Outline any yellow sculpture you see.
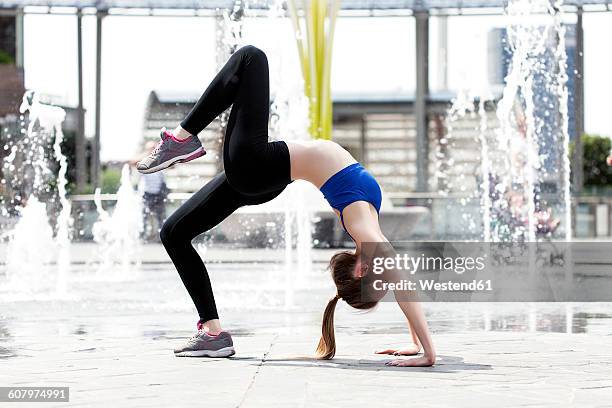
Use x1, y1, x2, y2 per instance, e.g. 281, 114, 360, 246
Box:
288, 0, 341, 140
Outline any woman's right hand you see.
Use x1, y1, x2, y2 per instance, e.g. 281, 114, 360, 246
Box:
375, 343, 420, 356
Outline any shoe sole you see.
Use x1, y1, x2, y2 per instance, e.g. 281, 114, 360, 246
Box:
174, 346, 235, 358
138, 147, 206, 174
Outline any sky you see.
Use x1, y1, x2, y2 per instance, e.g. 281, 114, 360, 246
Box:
22, 11, 612, 161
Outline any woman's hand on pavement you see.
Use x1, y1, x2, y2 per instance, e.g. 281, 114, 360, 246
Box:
375, 343, 421, 356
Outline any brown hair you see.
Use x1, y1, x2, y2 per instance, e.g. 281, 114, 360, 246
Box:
315, 250, 379, 359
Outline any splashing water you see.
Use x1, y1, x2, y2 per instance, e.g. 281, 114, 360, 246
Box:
439, 0, 572, 243
4, 197, 55, 294
435, 89, 483, 238
1, 92, 72, 297
493, 0, 572, 242
91, 164, 142, 278
265, 0, 315, 294
205, 0, 318, 309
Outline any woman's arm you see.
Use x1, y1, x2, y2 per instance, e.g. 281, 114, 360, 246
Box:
387, 295, 436, 366
343, 203, 436, 366
409, 320, 422, 348
383, 252, 436, 366
375, 320, 421, 356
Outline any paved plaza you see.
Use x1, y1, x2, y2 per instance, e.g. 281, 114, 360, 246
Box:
1, 244, 612, 407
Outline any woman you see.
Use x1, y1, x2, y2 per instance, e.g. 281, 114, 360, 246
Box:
138, 45, 436, 367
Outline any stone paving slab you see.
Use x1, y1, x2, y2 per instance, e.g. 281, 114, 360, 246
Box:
3, 326, 612, 408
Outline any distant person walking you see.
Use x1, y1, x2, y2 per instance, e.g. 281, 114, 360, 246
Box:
136, 141, 169, 240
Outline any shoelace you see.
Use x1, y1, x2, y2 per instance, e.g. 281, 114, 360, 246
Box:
190, 329, 217, 341
190, 321, 206, 339
147, 139, 165, 158
189, 330, 204, 340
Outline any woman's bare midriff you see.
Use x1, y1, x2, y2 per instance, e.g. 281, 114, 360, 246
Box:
286, 140, 357, 188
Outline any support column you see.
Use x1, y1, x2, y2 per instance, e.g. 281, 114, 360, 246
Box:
360, 114, 367, 166
572, 6, 585, 193
437, 15, 448, 90
415, 10, 430, 192
91, 9, 106, 188
15, 7, 24, 69
75, 9, 86, 192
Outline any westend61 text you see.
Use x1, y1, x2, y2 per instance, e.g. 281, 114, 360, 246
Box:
373, 279, 493, 292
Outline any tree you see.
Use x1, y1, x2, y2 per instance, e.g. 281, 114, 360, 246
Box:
571, 134, 612, 188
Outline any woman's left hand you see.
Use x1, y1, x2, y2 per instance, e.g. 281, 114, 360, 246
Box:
375, 343, 420, 356
385, 356, 435, 367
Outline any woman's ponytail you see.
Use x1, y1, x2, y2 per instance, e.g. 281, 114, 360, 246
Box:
315, 295, 340, 359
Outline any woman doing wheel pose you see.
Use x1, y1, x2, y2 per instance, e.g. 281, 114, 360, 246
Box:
137, 45, 435, 367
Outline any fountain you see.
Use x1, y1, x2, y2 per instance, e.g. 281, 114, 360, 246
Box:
437, 0, 573, 243
0, 0, 575, 307
91, 164, 142, 279
0, 1, 325, 312
206, 0, 324, 310
1, 92, 71, 297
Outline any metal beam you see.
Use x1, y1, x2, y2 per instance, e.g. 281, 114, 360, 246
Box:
415, 10, 429, 192
75, 8, 86, 192
91, 9, 105, 188
1, 4, 611, 18
573, 6, 585, 193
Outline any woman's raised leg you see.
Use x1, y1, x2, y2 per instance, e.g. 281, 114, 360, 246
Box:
138, 46, 272, 174
179, 45, 270, 139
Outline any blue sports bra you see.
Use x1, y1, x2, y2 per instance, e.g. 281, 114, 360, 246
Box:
319, 162, 382, 238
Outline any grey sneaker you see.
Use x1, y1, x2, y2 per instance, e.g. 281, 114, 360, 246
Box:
137, 128, 205, 174
174, 330, 235, 358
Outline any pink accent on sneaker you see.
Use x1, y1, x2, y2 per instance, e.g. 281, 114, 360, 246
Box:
164, 130, 191, 144
162, 129, 188, 143
173, 135, 190, 143
196, 321, 222, 336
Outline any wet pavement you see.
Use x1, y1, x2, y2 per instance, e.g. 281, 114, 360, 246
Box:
1, 244, 612, 407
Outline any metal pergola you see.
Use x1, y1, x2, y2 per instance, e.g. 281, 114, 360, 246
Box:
1, 0, 610, 12
1, 0, 609, 191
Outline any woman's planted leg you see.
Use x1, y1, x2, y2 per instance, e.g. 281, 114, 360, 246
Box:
160, 172, 245, 325
160, 171, 286, 357
160, 173, 245, 357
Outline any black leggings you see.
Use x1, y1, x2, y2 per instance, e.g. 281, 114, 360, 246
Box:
160, 45, 291, 322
